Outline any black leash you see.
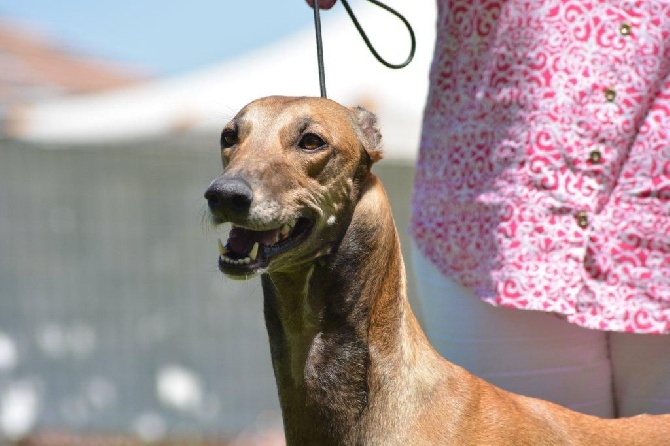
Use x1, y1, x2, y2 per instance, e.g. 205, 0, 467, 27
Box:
312, 0, 416, 99
313, 0, 328, 98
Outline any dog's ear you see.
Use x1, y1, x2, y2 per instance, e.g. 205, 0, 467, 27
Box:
351, 106, 383, 163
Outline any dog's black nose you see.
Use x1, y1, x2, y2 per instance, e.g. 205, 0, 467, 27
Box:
205, 177, 253, 216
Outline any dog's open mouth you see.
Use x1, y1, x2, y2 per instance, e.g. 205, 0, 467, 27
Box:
217, 217, 312, 276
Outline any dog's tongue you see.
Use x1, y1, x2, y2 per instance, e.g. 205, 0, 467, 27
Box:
228, 226, 280, 255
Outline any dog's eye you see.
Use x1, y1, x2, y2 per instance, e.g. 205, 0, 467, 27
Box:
298, 133, 327, 152
221, 129, 238, 148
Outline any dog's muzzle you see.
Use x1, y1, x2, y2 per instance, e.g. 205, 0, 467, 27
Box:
205, 177, 313, 278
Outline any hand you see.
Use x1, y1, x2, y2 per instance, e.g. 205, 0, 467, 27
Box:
305, 0, 337, 9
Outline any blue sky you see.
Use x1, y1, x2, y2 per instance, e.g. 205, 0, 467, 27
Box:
0, 0, 340, 75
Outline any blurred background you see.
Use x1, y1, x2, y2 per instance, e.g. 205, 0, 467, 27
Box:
0, 1, 435, 444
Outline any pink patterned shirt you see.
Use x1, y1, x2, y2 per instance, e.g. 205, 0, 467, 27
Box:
411, 0, 670, 333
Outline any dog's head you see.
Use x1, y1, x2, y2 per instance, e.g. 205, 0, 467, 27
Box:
205, 96, 383, 279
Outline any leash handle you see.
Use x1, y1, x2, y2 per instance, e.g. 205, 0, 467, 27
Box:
312, 0, 416, 98
341, 0, 416, 70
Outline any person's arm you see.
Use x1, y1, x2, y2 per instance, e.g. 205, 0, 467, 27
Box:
305, 0, 337, 9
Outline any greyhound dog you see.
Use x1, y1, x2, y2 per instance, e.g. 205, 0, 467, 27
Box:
204, 96, 670, 445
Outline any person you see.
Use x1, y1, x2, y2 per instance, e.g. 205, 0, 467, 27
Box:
308, 0, 670, 418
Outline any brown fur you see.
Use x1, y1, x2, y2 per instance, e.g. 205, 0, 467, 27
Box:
205, 96, 670, 445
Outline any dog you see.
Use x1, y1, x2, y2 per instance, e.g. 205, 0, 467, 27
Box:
204, 96, 670, 445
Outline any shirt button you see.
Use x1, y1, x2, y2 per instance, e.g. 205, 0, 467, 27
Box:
589, 149, 602, 163
576, 211, 589, 228
619, 23, 632, 36
605, 88, 616, 102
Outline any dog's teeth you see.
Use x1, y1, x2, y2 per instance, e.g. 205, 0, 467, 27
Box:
217, 239, 227, 256
280, 224, 291, 238
249, 242, 259, 261
221, 254, 238, 265
220, 250, 255, 266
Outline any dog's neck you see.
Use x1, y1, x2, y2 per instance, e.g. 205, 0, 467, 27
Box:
261, 174, 437, 444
